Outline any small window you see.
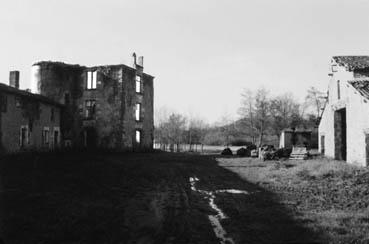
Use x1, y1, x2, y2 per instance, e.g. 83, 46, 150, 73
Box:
64, 93, 70, 105
85, 100, 96, 119
20, 126, 28, 147
135, 75, 141, 93
42, 127, 50, 145
87, 71, 97, 90
135, 130, 141, 144
53, 128, 60, 147
337, 80, 341, 100
51, 108, 55, 122
15, 97, 21, 108
135, 103, 141, 121
0, 94, 7, 112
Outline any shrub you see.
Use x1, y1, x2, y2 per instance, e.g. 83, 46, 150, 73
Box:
236, 147, 250, 157
221, 148, 233, 156
247, 144, 257, 151
275, 148, 292, 158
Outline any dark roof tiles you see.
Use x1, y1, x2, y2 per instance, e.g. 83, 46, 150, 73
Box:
333, 56, 369, 70
348, 80, 369, 100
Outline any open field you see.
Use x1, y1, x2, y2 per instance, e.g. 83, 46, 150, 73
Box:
153, 144, 244, 154
218, 157, 369, 244
0, 152, 326, 244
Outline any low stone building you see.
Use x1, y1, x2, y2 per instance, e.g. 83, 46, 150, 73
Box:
0, 71, 62, 153
30, 53, 154, 150
279, 128, 313, 149
319, 56, 369, 166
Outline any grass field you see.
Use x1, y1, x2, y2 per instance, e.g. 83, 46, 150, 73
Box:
218, 157, 369, 244
0, 151, 328, 244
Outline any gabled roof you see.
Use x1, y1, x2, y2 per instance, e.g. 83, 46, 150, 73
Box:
0, 83, 63, 107
348, 80, 369, 100
333, 56, 369, 71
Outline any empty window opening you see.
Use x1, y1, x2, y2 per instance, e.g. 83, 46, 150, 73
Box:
42, 127, 50, 145
337, 80, 341, 100
51, 108, 55, 122
54, 129, 60, 147
1, 94, 7, 112
135, 130, 141, 144
135, 103, 141, 121
135, 75, 141, 93
15, 97, 21, 108
20, 126, 28, 147
87, 71, 97, 90
64, 93, 70, 105
85, 100, 96, 119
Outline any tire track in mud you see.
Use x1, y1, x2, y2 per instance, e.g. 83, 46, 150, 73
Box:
189, 177, 251, 244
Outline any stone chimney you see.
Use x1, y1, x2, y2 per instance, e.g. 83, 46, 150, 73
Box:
132, 52, 137, 67
137, 56, 144, 67
9, 71, 20, 89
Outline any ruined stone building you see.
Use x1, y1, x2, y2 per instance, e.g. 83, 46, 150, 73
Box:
0, 71, 62, 153
0, 54, 154, 153
319, 56, 369, 166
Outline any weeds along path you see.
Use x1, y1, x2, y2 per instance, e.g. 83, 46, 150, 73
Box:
0, 152, 323, 244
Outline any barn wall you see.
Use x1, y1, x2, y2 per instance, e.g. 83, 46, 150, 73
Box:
319, 60, 369, 166
345, 82, 369, 166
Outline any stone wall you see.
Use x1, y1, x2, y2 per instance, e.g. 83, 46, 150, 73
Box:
0, 92, 61, 153
34, 62, 85, 146
33, 62, 154, 150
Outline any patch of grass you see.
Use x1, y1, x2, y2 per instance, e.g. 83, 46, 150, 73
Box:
302, 209, 369, 242
289, 158, 360, 180
218, 157, 362, 184
218, 156, 369, 243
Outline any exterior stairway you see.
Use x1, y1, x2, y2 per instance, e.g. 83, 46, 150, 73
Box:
289, 146, 309, 160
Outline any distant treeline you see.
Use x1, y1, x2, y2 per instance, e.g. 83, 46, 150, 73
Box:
155, 87, 326, 151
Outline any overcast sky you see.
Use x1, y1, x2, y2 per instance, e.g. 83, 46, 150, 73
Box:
1, 0, 369, 123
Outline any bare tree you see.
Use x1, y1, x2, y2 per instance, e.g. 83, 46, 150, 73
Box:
305, 87, 327, 120
164, 113, 187, 152
239, 89, 257, 144
219, 112, 237, 146
254, 88, 270, 147
186, 117, 207, 151
154, 106, 171, 150
269, 93, 301, 138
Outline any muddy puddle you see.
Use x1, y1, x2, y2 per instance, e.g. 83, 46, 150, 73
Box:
189, 177, 249, 244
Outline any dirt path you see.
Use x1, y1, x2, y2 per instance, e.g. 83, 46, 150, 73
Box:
0, 152, 324, 243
